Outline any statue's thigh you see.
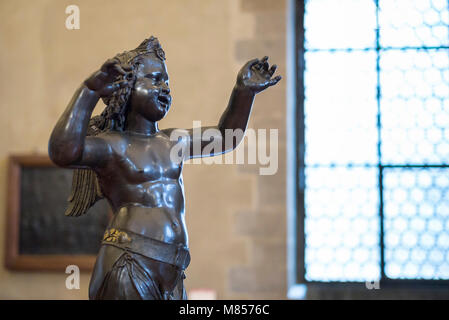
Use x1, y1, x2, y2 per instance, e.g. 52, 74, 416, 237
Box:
88, 245, 124, 299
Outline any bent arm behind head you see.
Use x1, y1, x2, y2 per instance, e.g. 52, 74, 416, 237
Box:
48, 84, 101, 167
49, 58, 130, 168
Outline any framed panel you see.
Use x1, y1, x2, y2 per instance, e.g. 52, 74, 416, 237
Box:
4, 155, 110, 271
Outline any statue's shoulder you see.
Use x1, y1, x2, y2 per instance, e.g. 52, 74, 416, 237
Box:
94, 131, 128, 152
161, 128, 191, 142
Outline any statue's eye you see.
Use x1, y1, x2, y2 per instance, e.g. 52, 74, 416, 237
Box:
145, 73, 161, 82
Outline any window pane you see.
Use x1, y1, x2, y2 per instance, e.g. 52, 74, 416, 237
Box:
305, 51, 378, 166
379, 0, 449, 47
384, 168, 449, 279
305, 0, 376, 50
380, 50, 449, 165
305, 167, 380, 281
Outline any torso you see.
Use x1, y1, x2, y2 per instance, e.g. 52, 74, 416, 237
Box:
94, 130, 187, 246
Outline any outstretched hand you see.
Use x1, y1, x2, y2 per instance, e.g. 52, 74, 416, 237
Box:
236, 56, 282, 94
84, 58, 132, 98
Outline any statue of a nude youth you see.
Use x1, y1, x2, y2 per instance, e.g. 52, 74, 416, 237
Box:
49, 36, 281, 300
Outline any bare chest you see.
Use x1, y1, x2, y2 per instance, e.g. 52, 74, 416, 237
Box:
112, 134, 182, 183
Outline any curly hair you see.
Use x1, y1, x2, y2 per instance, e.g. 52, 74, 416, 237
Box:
92, 35, 166, 132
65, 36, 166, 217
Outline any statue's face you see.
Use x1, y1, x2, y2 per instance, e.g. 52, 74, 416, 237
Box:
129, 53, 171, 122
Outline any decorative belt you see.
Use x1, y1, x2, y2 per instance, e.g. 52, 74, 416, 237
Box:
102, 228, 191, 270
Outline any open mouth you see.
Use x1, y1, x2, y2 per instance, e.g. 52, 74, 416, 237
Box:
158, 94, 171, 108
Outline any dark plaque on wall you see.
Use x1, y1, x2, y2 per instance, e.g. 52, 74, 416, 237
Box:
5, 155, 110, 271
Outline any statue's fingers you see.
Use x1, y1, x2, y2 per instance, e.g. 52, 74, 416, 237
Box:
101, 58, 120, 72
262, 61, 269, 72
257, 56, 269, 74
104, 80, 128, 95
258, 63, 271, 79
101, 84, 114, 96
112, 64, 127, 76
261, 68, 272, 79
244, 58, 260, 70
269, 64, 277, 76
121, 63, 133, 72
267, 75, 282, 86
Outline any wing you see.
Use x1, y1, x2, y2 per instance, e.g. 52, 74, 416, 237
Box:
65, 116, 105, 217
65, 168, 103, 217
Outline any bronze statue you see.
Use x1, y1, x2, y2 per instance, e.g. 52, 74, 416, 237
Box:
49, 36, 281, 300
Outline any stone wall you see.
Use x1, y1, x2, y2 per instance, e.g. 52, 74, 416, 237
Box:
0, 0, 288, 299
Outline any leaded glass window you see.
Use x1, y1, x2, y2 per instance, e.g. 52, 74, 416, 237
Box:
300, 0, 449, 282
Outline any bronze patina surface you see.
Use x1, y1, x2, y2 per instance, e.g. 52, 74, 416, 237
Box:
49, 36, 281, 299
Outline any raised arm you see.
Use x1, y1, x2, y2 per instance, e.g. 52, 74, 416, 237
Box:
184, 56, 281, 159
48, 58, 129, 168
